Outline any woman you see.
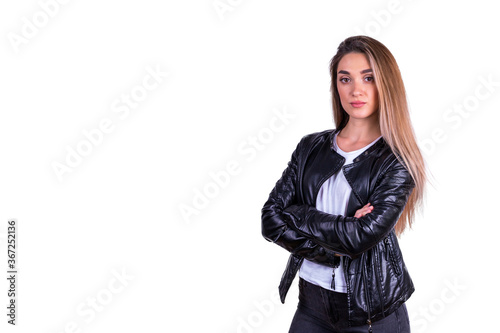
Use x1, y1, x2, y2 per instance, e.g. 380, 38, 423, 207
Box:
261, 35, 426, 332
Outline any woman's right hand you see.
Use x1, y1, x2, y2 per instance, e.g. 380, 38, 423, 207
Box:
354, 203, 374, 218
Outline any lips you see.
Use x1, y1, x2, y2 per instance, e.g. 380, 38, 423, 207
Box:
350, 101, 366, 108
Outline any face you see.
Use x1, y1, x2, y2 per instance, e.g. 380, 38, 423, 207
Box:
336, 52, 379, 121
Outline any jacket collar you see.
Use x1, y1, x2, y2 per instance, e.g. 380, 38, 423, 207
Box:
328, 128, 387, 164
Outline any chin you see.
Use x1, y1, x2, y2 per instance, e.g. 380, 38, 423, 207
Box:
347, 111, 377, 120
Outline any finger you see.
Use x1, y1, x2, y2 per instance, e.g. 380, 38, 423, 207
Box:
355, 209, 368, 218
357, 206, 374, 217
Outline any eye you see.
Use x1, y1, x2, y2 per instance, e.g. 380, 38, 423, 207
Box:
339, 77, 350, 83
364, 76, 374, 82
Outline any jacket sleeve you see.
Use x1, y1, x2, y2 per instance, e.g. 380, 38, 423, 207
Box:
261, 136, 342, 265
282, 158, 415, 259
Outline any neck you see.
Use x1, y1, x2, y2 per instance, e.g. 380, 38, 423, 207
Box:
339, 117, 381, 143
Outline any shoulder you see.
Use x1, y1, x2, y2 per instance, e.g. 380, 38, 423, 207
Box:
297, 129, 336, 148
374, 139, 415, 187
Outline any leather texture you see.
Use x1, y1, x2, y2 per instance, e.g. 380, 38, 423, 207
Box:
261, 129, 416, 327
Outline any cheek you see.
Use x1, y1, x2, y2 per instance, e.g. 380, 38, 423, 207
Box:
370, 87, 379, 104
337, 86, 348, 102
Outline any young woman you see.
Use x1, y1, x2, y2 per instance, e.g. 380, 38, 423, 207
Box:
261, 36, 426, 332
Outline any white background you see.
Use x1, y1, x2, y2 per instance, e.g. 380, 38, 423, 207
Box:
0, 0, 498, 332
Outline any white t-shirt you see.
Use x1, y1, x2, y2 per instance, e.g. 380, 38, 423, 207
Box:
298, 131, 382, 292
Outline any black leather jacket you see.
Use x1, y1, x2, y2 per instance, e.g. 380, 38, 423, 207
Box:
261, 129, 415, 327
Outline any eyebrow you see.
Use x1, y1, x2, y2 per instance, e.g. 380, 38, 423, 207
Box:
338, 69, 373, 74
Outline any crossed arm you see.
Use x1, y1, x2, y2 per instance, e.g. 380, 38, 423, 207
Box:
261, 138, 341, 265
262, 134, 415, 260
280, 159, 415, 259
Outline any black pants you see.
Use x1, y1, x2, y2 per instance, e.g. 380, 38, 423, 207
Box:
289, 278, 410, 333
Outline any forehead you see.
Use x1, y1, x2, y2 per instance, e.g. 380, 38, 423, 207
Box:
337, 52, 371, 72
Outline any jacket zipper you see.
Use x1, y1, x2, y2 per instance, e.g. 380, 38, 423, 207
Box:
331, 271, 336, 290
384, 237, 401, 276
361, 253, 373, 333
375, 250, 386, 324
310, 155, 351, 258
330, 256, 341, 290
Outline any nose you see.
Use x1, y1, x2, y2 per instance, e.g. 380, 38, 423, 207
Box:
351, 79, 364, 97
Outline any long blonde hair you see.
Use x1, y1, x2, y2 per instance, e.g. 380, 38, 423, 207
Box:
329, 35, 426, 235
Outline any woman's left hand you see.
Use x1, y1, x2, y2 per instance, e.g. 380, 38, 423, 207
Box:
354, 203, 374, 218
333, 203, 373, 257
